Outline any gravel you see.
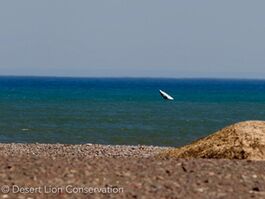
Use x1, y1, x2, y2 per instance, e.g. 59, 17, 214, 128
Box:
0, 143, 264, 199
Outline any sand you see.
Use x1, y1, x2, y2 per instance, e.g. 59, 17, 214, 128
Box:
0, 143, 264, 199
162, 121, 265, 160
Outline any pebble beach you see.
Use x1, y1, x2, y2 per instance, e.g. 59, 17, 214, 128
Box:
0, 143, 265, 199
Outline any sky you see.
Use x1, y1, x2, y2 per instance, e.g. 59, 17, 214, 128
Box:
0, 0, 264, 78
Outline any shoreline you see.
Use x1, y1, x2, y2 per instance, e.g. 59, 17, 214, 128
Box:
0, 143, 264, 198
0, 143, 171, 158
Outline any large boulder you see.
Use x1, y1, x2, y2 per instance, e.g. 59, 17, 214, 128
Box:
162, 121, 265, 160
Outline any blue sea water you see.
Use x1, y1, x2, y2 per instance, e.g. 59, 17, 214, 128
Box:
0, 76, 265, 147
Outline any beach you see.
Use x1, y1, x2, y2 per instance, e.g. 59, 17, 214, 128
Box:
1, 78, 265, 198
1, 0, 265, 197
0, 143, 265, 199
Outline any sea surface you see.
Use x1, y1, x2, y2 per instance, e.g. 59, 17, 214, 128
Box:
0, 76, 265, 147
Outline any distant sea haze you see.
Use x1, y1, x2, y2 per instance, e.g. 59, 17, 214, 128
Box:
0, 76, 265, 147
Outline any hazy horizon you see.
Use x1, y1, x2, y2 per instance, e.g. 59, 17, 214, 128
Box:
0, 1, 264, 78
2, 75, 265, 81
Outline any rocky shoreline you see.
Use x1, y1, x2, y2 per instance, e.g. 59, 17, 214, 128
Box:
1, 121, 265, 198
0, 143, 264, 199
0, 143, 170, 158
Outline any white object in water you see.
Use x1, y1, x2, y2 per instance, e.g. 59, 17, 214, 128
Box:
159, 90, 174, 100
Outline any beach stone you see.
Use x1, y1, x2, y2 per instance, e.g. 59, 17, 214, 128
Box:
162, 121, 265, 160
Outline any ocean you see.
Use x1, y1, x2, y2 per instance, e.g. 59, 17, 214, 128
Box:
0, 76, 265, 147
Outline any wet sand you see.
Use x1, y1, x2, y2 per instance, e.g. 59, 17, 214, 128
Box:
0, 144, 264, 199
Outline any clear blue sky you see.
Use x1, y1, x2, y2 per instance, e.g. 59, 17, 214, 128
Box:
0, 0, 264, 78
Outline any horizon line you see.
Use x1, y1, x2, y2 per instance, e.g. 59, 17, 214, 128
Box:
0, 74, 265, 81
